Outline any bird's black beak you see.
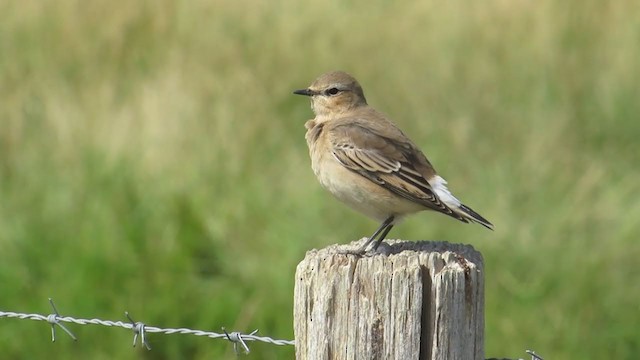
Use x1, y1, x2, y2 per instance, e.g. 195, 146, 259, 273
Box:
293, 88, 317, 96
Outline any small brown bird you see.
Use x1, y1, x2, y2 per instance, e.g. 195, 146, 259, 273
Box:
294, 71, 493, 254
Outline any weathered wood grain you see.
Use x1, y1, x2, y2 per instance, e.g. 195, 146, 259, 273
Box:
294, 239, 484, 360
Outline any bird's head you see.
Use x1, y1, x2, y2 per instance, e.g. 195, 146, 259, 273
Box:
293, 71, 368, 116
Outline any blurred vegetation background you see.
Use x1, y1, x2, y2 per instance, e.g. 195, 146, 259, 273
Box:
1, 0, 639, 358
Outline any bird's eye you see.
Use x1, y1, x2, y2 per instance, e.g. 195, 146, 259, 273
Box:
325, 88, 340, 96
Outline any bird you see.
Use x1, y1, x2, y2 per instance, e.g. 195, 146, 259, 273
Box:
293, 71, 493, 254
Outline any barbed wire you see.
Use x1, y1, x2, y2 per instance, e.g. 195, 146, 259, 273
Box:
487, 349, 544, 360
1, 298, 542, 359
0, 298, 294, 354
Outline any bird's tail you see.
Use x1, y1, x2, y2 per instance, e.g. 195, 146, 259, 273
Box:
454, 204, 494, 230
430, 175, 494, 230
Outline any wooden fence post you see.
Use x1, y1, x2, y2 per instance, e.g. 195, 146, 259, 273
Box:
294, 239, 484, 360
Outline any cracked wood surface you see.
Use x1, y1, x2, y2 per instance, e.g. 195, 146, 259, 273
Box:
294, 239, 484, 360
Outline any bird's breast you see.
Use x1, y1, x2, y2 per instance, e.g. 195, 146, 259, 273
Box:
307, 135, 423, 221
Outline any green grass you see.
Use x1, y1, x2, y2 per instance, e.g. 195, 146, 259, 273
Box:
1, 0, 639, 358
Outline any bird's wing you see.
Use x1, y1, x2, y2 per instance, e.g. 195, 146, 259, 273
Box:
329, 122, 468, 221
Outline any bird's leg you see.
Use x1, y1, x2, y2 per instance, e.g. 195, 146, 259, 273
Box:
369, 222, 394, 252
355, 216, 395, 254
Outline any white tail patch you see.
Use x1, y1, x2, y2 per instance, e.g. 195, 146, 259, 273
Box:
431, 175, 461, 208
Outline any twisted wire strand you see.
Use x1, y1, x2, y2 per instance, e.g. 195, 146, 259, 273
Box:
2, 302, 541, 359
0, 307, 295, 352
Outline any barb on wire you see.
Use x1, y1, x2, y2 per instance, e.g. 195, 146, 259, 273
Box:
485, 349, 544, 360
223, 327, 258, 354
126, 312, 151, 350
0, 298, 295, 354
526, 349, 544, 360
46, 298, 77, 342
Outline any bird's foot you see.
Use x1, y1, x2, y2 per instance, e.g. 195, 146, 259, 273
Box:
337, 248, 366, 256
337, 239, 391, 257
